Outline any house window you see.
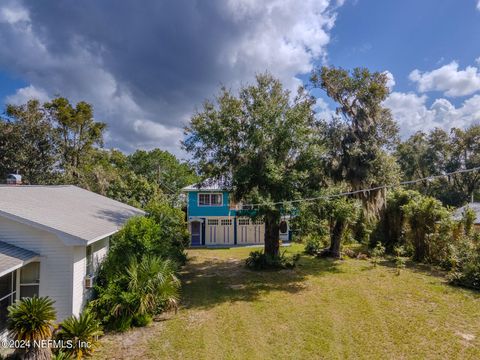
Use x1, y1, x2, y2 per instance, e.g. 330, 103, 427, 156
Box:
0, 271, 16, 330
221, 219, 232, 226
20, 262, 39, 299
253, 219, 264, 225
198, 193, 223, 206
238, 218, 250, 225
207, 219, 219, 226
86, 245, 93, 276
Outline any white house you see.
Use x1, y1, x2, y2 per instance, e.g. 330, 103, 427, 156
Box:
0, 184, 144, 330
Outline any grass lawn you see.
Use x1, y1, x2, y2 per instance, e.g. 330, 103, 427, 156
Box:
94, 244, 480, 359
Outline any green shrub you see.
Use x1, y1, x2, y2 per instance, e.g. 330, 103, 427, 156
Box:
371, 242, 386, 267
90, 256, 180, 331
55, 310, 103, 359
402, 196, 455, 264
447, 238, 480, 290
394, 246, 406, 275
245, 250, 300, 270
303, 235, 325, 255
7, 296, 56, 360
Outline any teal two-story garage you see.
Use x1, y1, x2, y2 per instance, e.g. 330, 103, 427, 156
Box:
182, 181, 291, 247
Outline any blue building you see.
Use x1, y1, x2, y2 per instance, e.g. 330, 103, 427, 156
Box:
182, 181, 291, 246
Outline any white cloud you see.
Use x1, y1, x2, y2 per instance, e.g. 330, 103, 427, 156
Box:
409, 61, 480, 97
477, 0, 480, 11
384, 71, 395, 89
0, 3, 28, 24
384, 91, 480, 137
0, 0, 342, 156
5, 85, 49, 104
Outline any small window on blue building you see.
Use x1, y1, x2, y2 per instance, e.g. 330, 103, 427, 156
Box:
198, 193, 223, 206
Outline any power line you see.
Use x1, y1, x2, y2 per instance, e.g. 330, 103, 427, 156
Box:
241, 166, 480, 208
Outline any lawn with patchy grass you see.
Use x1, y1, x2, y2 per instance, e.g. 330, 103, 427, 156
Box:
94, 244, 480, 359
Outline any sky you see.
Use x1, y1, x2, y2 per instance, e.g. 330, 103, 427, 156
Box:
0, 0, 479, 158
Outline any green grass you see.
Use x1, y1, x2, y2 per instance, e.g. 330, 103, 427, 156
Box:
94, 244, 480, 359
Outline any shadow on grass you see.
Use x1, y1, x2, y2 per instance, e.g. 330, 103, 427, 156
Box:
179, 253, 342, 310
376, 258, 480, 296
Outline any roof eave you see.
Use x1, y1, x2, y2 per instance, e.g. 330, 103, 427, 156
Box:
0, 210, 87, 246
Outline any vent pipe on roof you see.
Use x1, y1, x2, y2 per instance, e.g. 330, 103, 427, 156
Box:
6, 174, 22, 185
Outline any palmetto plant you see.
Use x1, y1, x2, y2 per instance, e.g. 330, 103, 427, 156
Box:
55, 310, 103, 359
7, 296, 56, 360
113, 256, 180, 319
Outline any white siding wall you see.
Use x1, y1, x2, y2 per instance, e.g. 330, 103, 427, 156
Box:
72, 246, 86, 316
92, 237, 109, 268
0, 217, 74, 321
71, 237, 109, 316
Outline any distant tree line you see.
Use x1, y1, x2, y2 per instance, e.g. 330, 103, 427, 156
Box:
0, 98, 198, 208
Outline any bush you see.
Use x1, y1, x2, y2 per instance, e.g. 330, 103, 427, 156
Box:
371, 242, 386, 267
402, 196, 455, 264
90, 256, 180, 331
303, 235, 325, 255
447, 237, 480, 290
7, 296, 56, 360
55, 310, 103, 358
245, 250, 300, 270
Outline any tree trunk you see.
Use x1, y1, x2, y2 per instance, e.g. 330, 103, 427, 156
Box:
328, 220, 344, 258
264, 211, 280, 257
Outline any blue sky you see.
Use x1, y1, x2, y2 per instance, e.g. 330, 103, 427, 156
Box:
0, 0, 479, 155
328, 0, 480, 103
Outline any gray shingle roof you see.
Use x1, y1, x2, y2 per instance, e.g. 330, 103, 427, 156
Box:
0, 185, 145, 245
182, 179, 230, 192
0, 241, 39, 277
452, 202, 480, 223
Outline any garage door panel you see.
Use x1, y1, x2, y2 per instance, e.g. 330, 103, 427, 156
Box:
206, 218, 234, 245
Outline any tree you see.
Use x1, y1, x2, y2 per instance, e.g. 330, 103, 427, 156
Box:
396, 126, 480, 206
44, 97, 106, 179
55, 310, 103, 359
7, 296, 57, 360
311, 67, 400, 219
127, 149, 198, 195
0, 100, 57, 184
184, 73, 320, 257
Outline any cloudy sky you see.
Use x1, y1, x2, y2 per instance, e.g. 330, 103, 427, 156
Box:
0, 0, 479, 157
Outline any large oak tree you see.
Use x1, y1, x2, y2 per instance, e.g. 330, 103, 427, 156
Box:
184, 73, 321, 257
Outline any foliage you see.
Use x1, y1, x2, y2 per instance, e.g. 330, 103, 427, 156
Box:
311, 66, 400, 219
55, 310, 103, 358
7, 296, 56, 342
394, 246, 406, 275
372, 189, 422, 251
396, 126, 480, 206
402, 195, 455, 264
90, 255, 180, 331
447, 237, 480, 290
44, 97, 106, 176
7, 296, 56, 360
127, 149, 198, 197
0, 98, 195, 211
145, 200, 190, 263
371, 242, 386, 267
245, 250, 300, 270
184, 73, 321, 257
293, 189, 361, 258
303, 234, 326, 255
0, 100, 58, 184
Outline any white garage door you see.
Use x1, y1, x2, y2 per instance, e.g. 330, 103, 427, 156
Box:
237, 218, 264, 244
206, 218, 234, 245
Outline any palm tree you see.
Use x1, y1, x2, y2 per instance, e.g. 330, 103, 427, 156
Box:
7, 296, 56, 360
55, 310, 103, 359
112, 256, 180, 321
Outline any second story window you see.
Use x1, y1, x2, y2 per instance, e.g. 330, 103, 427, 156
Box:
198, 193, 223, 206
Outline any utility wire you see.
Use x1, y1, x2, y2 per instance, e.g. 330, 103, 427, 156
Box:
241, 166, 480, 208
